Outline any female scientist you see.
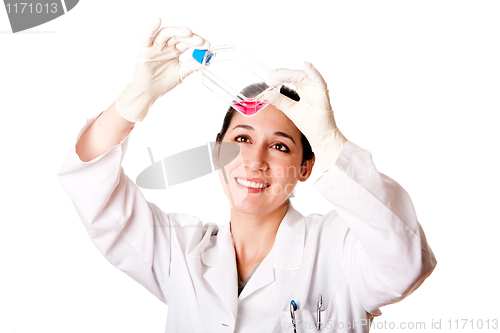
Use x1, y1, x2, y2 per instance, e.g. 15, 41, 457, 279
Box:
58, 18, 437, 333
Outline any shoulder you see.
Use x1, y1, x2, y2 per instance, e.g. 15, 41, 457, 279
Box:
147, 203, 219, 249
146, 202, 204, 229
303, 210, 345, 231
302, 210, 350, 246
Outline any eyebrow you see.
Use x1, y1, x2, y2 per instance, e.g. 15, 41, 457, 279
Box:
231, 124, 296, 145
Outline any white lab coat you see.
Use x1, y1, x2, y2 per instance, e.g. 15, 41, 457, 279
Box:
58, 116, 436, 333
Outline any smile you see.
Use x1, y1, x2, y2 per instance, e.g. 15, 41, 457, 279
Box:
235, 177, 270, 189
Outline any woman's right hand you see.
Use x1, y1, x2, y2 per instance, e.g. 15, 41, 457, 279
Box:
115, 17, 210, 123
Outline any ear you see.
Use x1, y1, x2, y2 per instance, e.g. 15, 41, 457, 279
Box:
212, 134, 221, 167
299, 155, 315, 182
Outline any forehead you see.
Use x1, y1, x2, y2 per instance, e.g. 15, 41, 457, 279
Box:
228, 105, 302, 139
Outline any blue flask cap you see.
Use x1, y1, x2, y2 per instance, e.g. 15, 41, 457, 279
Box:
192, 49, 213, 64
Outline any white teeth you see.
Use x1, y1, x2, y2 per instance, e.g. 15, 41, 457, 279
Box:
236, 178, 268, 189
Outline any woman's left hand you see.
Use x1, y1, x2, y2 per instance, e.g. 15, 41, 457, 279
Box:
265, 61, 347, 172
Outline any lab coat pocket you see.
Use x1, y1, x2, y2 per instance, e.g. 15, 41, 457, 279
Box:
281, 292, 341, 332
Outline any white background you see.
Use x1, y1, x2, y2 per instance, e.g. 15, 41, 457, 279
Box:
1, 0, 499, 332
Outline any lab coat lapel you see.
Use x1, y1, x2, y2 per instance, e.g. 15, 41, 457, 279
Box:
201, 224, 239, 321
237, 248, 274, 300
238, 204, 305, 300
271, 204, 305, 270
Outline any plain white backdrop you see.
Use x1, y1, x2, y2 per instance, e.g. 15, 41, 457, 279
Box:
1, 1, 499, 332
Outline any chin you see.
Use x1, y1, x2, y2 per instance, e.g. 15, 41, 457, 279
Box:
231, 195, 289, 215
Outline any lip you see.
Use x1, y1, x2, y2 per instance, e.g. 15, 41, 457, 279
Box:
236, 177, 269, 185
234, 177, 270, 193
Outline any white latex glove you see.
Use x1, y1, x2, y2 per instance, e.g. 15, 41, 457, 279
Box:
265, 61, 348, 172
115, 18, 210, 122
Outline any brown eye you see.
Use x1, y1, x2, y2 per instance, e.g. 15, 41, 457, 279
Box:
235, 135, 250, 143
272, 142, 290, 153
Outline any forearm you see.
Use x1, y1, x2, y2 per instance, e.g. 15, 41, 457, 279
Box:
75, 102, 135, 162
316, 142, 432, 266
314, 142, 436, 311
58, 115, 168, 303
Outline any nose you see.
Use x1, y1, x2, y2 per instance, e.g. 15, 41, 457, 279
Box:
242, 145, 269, 172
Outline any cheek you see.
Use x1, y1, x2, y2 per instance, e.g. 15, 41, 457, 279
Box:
267, 158, 302, 182
216, 151, 244, 189
224, 152, 245, 174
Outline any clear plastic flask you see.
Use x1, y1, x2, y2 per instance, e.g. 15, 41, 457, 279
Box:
192, 45, 280, 116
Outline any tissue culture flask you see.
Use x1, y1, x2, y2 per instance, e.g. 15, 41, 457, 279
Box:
197, 45, 279, 116
232, 100, 269, 116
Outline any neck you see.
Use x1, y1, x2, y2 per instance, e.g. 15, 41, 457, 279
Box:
230, 201, 289, 264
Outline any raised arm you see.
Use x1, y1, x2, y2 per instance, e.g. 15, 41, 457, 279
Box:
266, 62, 437, 314
76, 17, 210, 162
313, 141, 436, 314
58, 18, 210, 303
75, 102, 134, 162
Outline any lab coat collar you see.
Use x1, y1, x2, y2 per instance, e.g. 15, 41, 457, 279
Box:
201, 203, 305, 304
271, 203, 305, 271
201, 224, 239, 323
238, 203, 305, 300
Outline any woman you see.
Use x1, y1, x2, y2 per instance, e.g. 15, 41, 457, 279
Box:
58, 18, 437, 333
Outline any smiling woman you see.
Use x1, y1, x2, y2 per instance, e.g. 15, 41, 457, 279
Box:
215, 102, 317, 285
58, 18, 437, 333
215, 85, 315, 211
217, 105, 311, 208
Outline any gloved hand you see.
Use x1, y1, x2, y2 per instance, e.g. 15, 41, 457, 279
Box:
265, 61, 348, 172
115, 18, 210, 122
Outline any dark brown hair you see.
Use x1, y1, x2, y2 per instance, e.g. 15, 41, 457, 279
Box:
216, 84, 315, 163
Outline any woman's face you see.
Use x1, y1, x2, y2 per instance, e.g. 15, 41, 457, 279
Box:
217, 105, 314, 215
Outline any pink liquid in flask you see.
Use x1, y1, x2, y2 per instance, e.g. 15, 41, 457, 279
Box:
232, 100, 269, 116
